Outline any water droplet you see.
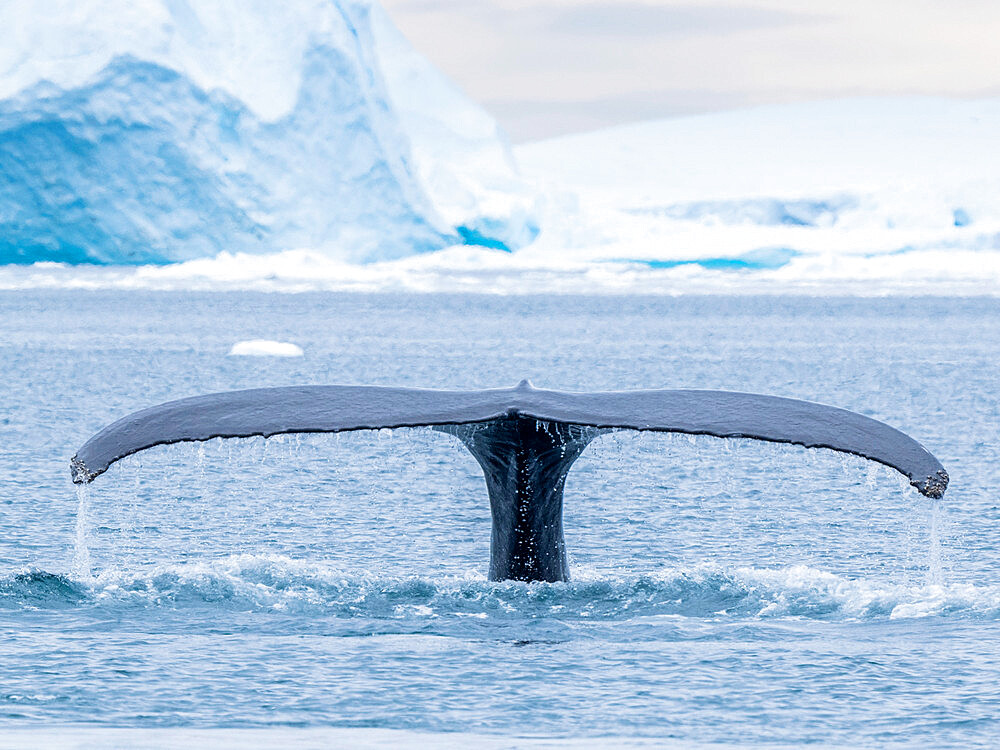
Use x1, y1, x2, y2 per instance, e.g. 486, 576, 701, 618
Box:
71, 483, 92, 579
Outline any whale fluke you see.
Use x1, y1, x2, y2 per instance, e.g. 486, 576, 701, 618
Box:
70, 383, 949, 581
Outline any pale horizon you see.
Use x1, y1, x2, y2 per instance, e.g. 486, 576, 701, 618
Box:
381, 0, 1000, 141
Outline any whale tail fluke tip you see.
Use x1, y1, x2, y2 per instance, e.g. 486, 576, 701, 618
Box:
70, 456, 94, 485
914, 469, 949, 499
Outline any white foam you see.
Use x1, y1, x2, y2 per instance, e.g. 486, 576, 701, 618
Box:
731, 564, 1000, 621
228, 339, 304, 357
74, 555, 1000, 622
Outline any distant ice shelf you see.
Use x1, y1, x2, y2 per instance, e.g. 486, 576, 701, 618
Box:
514, 96, 1000, 282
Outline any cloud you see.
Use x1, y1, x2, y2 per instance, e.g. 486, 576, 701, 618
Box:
387, 1, 820, 37
389, 0, 473, 11
488, 88, 759, 141
382, 0, 1000, 140
548, 3, 819, 37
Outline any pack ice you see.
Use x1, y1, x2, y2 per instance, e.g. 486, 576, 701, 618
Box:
0, 0, 536, 264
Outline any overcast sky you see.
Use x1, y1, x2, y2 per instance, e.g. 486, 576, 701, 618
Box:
380, 0, 1000, 141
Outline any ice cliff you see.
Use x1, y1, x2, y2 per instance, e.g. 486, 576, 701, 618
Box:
0, 0, 536, 264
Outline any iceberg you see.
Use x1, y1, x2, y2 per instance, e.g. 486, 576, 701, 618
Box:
0, 0, 535, 265
228, 340, 304, 357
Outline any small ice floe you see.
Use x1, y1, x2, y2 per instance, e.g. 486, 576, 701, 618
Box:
228, 340, 304, 357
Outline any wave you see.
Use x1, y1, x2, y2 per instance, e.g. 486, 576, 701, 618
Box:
3, 556, 998, 622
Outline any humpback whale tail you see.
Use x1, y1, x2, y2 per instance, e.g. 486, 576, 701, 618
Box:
71, 381, 949, 582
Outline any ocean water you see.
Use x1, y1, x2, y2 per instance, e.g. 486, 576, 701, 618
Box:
1, 291, 998, 747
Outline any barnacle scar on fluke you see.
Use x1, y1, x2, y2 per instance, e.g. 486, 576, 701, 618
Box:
71, 381, 949, 583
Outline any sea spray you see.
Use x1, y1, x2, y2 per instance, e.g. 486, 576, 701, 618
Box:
24, 556, 999, 622
927, 498, 945, 586
71, 483, 92, 579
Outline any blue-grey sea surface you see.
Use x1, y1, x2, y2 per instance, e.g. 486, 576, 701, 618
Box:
1, 292, 998, 747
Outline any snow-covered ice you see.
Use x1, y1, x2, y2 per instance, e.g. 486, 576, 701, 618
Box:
228, 340, 304, 357
5, 92, 1000, 295
514, 97, 1000, 286
1, 0, 999, 293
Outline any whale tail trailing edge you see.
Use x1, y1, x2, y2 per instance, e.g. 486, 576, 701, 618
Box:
70, 382, 949, 582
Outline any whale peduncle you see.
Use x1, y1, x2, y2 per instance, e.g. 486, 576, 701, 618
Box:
438, 417, 603, 582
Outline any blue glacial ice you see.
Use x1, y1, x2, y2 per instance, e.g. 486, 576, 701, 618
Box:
0, 0, 536, 265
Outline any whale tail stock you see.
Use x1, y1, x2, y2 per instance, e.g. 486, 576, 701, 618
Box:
71, 380, 949, 582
